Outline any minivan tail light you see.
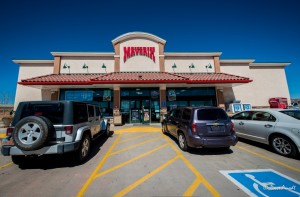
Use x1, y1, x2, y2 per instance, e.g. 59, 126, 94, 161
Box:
230, 122, 235, 134
6, 127, 14, 137
64, 126, 73, 134
192, 123, 197, 134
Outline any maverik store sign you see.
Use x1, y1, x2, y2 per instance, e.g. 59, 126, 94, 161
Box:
123, 47, 156, 62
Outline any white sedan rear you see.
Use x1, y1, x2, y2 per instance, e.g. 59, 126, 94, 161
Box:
231, 109, 300, 157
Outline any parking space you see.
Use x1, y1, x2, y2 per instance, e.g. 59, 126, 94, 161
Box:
0, 126, 300, 197
78, 127, 219, 197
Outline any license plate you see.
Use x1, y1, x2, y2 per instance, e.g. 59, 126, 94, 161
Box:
1, 138, 14, 146
210, 126, 224, 132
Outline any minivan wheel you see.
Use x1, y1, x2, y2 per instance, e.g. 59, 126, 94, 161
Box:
271, 135, 297, 157
162, 124, 167, 134
178, 132, 188, 151
76, 134, 91, 163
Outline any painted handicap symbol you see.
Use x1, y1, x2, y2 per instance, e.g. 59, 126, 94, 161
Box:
220, 169, 300, 197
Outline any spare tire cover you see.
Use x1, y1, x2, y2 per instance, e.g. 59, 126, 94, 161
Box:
12, 116, 52, 151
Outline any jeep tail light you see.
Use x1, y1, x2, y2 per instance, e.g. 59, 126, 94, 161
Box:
6, 127, 14, 137
230, 122, 235, 134
64, 126, 73, 134
192, 123, 197, 134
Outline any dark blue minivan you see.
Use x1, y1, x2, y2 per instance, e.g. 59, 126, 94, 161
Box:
162, 107, 238, 151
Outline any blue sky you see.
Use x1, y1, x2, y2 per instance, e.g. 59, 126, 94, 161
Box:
0, 0, 299, 104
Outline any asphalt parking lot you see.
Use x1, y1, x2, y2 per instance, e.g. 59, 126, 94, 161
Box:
0, 126, 300, 197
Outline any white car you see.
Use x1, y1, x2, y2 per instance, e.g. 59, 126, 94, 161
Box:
231, 109, 300, 157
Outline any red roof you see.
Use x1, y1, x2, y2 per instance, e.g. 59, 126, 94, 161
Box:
19, 72, 252, 85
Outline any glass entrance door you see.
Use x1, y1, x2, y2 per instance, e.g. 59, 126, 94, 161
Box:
141, 100, 150, 124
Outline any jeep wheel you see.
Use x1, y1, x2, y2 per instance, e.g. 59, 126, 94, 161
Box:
76, 133, 91, 163
13, 116, 52, 151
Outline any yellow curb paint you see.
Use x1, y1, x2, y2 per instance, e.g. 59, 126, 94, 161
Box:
162, 134, 221, 197
95, 144, 168, 179
113, 155, 180, 197
110, 136, 162, 156
114, 126, 161, 134
118, 132, 154, 144
0, 162, 13, 170
236, 145, 300, 173
0, 134, 7, 139
76, 133, 122, 197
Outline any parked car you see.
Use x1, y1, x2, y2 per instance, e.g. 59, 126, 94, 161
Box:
161, 107, 237, 151
1, 101, 110, 165
231, 109, 300, 157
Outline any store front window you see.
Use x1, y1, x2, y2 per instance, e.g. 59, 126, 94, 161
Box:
166, 87, 216, 111
59, 89, 114, 116
120, 88, 160, 124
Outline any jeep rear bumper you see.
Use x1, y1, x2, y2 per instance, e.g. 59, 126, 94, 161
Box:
1, 141, 81, 156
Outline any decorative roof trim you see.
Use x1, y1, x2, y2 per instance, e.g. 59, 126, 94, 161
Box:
220, 59, 255, 64
112, 32, 166, 45
165, 52, 222, 57
12, 60, 54, 64
51, 52, 115, 57
249, 63, 290, 67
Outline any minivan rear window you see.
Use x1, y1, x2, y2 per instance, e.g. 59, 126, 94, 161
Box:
21, 103, 64, 124
197, 108, 228, 120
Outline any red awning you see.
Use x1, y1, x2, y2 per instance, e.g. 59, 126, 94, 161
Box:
19, 72, 252, 85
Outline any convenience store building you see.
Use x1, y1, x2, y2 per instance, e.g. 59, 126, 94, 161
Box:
13, 32, 291, 124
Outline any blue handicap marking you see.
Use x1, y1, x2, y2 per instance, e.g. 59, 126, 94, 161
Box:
220, 169, 300, 197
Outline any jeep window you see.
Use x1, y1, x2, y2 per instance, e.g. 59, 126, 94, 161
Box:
182, 109, 191, 121
197, 108, 228, 121
88, 105, 94, 118
21, 103, 64, 124
73, 103, 88, 124
95, 106, 101, 117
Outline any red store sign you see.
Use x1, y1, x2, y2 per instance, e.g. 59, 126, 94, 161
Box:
123, 47, 155, 62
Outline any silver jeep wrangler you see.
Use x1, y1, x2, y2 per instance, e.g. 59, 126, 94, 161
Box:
1, 101, 110, 164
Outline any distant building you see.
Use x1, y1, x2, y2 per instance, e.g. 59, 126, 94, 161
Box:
12, 32, 291, 124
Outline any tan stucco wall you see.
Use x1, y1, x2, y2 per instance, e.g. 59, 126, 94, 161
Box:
119, 39, 160, 72
14, 63, 53, 109
221, 64, 290, 107
164, 57, 215, 73
60, 56, 114, 74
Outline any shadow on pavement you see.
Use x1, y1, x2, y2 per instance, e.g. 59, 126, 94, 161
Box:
238, 137, 300, 160
164, 133, 234, 155
17, 131, 115, 170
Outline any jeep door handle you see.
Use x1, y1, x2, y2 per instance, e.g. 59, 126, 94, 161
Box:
239, 121, 244, 125
264, 124, 273, 128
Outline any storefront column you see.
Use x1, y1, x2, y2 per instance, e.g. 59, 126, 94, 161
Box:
51, 91, 59, 100
113, 86, 120, 109
216, 88, 225, 109
160, 85, 167, 122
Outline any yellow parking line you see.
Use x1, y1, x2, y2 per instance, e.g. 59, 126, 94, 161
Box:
0, 134, 6, 138
77, 133, 122, 197
162, 134, 221, 197
118, 133, 154, 144
0, 162, 13, 170
110, 136, 162, 156
114, 126, 161, 134
95, 144, 168, 179
236, 145, 300, 173
113, 155, 180, 197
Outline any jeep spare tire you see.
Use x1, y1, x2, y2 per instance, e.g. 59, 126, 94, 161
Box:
13, 116, 52, 151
